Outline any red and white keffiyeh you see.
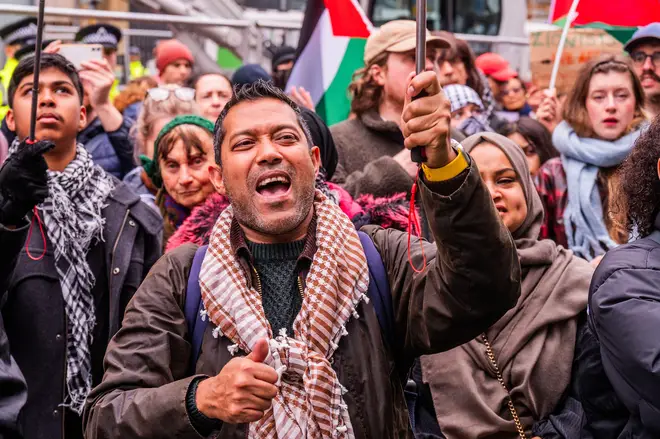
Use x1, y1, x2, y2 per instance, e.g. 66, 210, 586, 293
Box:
199, 190, 370, 438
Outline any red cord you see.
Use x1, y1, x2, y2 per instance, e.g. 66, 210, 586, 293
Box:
407, 178, 427, 273
26, 206, 47, 261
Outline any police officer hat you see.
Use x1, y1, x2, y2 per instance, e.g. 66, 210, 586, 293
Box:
0, 17, 38, 46
75, 23, 122, 50
14, 39, 56, 61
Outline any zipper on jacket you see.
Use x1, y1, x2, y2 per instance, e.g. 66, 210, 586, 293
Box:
108, 209, 130, 304
251, 268, 305, 300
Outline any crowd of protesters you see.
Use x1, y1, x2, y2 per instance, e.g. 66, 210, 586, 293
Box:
0, 11, 659, 439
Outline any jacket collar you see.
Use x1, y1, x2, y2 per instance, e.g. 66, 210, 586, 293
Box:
360, 110, 405, 144
105, 178, 163, 235
78, 117, 104, 145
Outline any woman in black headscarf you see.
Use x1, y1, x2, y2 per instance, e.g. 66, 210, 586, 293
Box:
300, 107, 338, 179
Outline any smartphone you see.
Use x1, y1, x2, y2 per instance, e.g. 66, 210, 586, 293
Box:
57, 44, 103, 70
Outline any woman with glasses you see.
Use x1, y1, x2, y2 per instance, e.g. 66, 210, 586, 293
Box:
122, 85, 199, 209
497, 117, 559, 177
497, 77, 533, 119
535, 55, 647, 264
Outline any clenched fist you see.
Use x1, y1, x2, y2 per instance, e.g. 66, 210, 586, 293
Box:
195, 339, 279, 424
401, 71, 456, 169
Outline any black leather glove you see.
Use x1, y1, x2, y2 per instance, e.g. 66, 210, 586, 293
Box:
0, 139, 54, 226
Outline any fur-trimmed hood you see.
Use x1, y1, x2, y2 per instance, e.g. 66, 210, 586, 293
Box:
166, 184, 412, 252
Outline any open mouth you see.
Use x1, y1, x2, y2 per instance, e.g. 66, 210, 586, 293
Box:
256, 172, 292, 198
495, 205, 508, 214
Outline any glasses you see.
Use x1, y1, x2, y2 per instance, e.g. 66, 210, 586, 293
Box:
630, 51, 660, 67
500, 87, 523, 97
146, 87, 196, 102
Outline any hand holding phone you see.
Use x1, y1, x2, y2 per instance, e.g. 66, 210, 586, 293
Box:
78, 58, 116, 109
57, 44, 103, 70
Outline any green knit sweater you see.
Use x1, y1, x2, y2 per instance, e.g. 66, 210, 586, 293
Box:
246, 239, 305, 336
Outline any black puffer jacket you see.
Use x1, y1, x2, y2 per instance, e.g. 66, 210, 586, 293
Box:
589, 213, 660, 438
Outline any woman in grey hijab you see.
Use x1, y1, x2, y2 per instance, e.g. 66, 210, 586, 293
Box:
417, 132, 593, 439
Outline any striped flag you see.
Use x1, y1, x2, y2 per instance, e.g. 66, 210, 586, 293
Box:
550, 0, 660, 43
286, 0, 373, 125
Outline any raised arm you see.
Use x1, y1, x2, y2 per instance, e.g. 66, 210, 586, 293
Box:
365, 71, 520, 358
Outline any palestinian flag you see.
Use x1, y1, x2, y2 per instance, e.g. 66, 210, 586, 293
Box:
286, 0, 372, 125
550, 0, 660, 43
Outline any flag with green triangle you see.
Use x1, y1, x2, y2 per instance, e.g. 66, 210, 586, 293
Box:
286, 0, 373, 126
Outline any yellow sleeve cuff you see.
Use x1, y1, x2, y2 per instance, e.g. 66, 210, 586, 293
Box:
421, 147, 469, 182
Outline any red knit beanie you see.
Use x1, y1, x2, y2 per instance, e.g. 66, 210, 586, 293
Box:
156, 39, 194, 73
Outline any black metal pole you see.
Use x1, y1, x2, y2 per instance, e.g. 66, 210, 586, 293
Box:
410, 0, 427, 163
415, 0, 426, 77
28, 0, 46, 142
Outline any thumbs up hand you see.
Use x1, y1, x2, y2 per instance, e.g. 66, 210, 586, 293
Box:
195, 339, 279, 424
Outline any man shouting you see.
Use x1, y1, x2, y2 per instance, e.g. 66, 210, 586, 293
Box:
83, 73, 520, 438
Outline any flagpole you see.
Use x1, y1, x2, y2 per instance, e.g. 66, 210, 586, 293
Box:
411, 0, 427, 163
549, 0, 580, 91
29, 0, 47, 142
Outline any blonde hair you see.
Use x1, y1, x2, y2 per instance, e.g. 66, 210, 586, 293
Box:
348, 52, 389, 117
132, 85, 200, 160
114, 76, 158, 113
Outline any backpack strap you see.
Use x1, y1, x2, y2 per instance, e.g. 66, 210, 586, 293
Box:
184, 236, 396, 357
357, 231, 420, 435
357, 231, 395, 347
184, 245, 209, 374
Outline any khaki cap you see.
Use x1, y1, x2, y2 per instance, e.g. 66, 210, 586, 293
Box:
364, 20, 450, 65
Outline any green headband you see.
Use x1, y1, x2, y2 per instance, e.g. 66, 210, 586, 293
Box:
142, 114, 215, 188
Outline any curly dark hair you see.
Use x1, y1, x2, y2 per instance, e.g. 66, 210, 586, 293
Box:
618, 116, 660, 238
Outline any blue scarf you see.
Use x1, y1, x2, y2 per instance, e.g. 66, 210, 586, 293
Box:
552, 121, 642, 260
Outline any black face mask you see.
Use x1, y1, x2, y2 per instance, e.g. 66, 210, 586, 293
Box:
272, 68, 292, 90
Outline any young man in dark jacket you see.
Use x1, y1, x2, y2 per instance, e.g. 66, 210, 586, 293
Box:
0, 53, 162, 439
83, 77, 520, 438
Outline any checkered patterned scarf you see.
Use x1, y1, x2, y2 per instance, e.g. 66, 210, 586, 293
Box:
199, 190, 370, 438
9, 141, 115, 414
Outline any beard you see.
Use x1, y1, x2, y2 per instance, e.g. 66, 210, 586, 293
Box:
224, 164, 317, 237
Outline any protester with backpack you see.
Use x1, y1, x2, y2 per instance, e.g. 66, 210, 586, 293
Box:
82, 75, 520, 439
